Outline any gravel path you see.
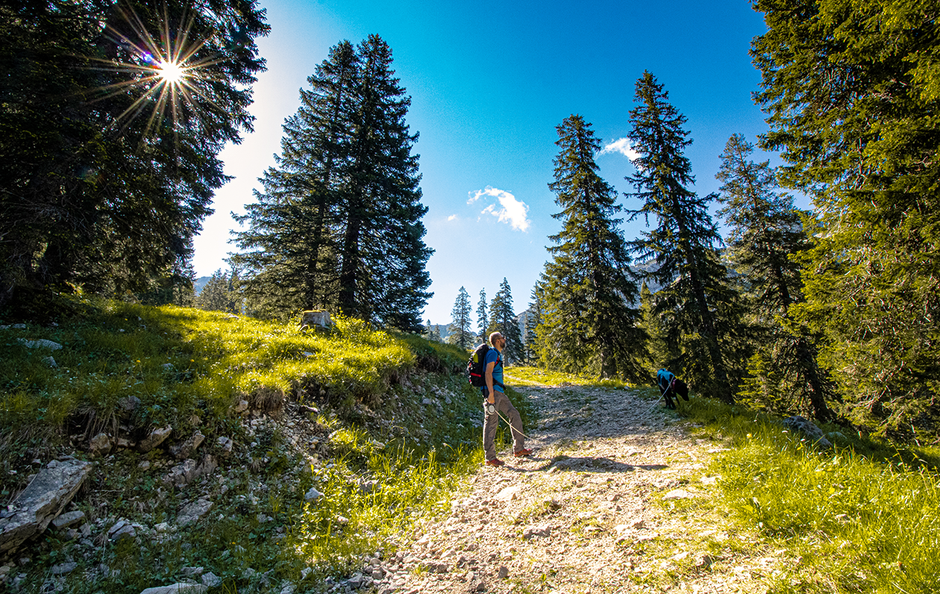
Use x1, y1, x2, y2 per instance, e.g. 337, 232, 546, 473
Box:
379, 383, 781, 594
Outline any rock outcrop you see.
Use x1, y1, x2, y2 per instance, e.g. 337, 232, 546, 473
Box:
0, 459, 92, 555
298, 310, 332, 332
783, 415, 832, 448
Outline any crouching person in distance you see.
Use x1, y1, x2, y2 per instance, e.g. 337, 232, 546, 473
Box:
482, 332, 531, 466
656, 368, 689, 410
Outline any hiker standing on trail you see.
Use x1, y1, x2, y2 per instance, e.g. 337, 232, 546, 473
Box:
483, 331, 531, 466
657, 369, 689, 410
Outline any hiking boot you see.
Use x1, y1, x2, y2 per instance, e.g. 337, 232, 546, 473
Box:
513, 448, 533, 457
485, 458, 505, 467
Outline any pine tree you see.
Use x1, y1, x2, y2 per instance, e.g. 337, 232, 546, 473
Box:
488, 278, 524, 364
716, 133, 833, 420
338, 35, 432, 331
638, 282, 673, 374
231, 35, 432, 330
626, 72, 745, 402
424, 319, 441, 343
752, 0, 940, 434
0, 1, 268, 310
231, 40, 357, 317
538, 114, 646, 380
524, 281, 545, 365
196, 269, 241, 314
476, 289, 488, 344
447, 287, 474, 350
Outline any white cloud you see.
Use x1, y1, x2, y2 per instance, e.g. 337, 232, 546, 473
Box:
600, 137, 641, 161
447, 214, 458, 221
467, 186, 531, 232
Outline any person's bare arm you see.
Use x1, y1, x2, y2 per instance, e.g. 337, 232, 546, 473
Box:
485, 360, 496, 403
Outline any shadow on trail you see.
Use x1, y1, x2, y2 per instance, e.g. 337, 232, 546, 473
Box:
501, 455, 668, 474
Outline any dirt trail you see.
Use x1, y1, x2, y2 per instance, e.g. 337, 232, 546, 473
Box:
378, 383, 780, 594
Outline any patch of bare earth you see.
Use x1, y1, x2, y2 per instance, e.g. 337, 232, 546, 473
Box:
380, 384, 783, 594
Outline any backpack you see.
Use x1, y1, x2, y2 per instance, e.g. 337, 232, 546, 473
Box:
467, 343, 497, 388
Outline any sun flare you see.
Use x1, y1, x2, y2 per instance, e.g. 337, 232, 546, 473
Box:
158, 60, 185, 84
85, 4, 226, 141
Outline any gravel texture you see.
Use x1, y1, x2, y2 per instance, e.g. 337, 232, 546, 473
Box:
379, 383, 781, 594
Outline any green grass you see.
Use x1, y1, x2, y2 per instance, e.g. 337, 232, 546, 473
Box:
0, 296, 531, 593
506, 365, 630, 389
672, 394, 940, 593
0, 299, 418, 486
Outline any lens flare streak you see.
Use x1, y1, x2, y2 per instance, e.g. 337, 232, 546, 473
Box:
86, 3, 228, 141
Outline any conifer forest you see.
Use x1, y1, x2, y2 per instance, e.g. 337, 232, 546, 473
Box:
2, 0, 939, 440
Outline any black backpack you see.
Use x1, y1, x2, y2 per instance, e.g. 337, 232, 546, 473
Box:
467, 343, 497, 388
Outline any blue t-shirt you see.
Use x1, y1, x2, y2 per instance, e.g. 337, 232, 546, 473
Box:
483, 347, 503, 392
657, 369, 675, 391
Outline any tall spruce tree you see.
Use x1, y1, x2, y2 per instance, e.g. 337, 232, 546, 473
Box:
538, 114, 646, 381
524, 281, 544, 365
232, 41, 357, 317
448, 286, 473, 350
195, 268, 241, 314
339, 35, 432, 330
488, 278, 524, 364
716, 134, 833, 420
476, 289, 488, 344
232, 35, 432, 330
0, 0, 268, 310
752, 0, 940, 434
626, 72, 745, 402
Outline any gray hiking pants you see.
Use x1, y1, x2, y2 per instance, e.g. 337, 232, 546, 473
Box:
483, 389, 524, 461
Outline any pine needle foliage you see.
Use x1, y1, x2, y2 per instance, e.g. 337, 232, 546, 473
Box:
626, 72, 747, 402
232, 35, 432, 330
538, 115, 647, 382
751, 0, 940, 437
716, 134, 834, 421
476, 289, 487, 344
0, 0, 268, 308
447, 286, 473, 350
488, 278, 524, 364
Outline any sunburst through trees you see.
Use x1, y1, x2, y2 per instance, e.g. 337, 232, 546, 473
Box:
86, 2, 231, 141
0, 0, 268, 309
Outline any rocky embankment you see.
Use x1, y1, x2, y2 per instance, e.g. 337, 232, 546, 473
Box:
377, 384, 782, 594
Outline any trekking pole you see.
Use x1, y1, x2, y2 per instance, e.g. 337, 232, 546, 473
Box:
494, 409, 531, 440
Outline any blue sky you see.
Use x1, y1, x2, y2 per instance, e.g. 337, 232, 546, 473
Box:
192, 0, 776, 325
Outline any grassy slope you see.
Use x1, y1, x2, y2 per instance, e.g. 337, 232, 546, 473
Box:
0, 298, 533, 593
669, 397, 940, 593
3, 298, 939, 592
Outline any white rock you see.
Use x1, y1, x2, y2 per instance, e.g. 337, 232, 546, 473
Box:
51, 511, 85, 530
663, 488, 694, 500
495, 486, 521, 502
139, 584, 207, 594
138, 427, 172, 453
88, 433, 112, 457
177, 499, 213, 527
50, 561, 77, 575
17, 338, 62, 350
522, 525, 551, 539
304, 488, 323, 502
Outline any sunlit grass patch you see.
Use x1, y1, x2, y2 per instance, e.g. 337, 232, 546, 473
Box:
506, 365, 630, 388
288, 445, 477, 570
672, 396, 940, 593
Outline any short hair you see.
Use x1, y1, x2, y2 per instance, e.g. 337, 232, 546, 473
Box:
489, 332, 503, 346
